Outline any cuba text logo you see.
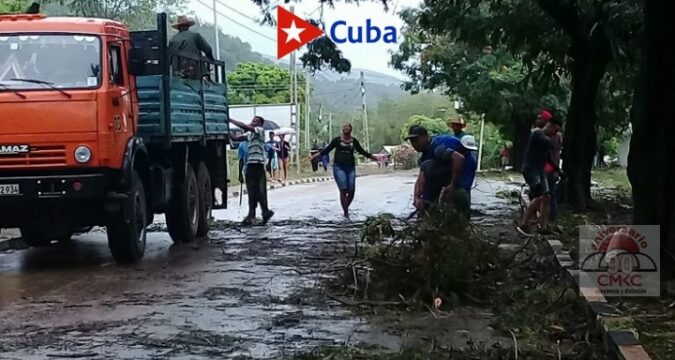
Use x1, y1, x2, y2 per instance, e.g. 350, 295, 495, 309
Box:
329, 19, 397, 44
276, 6, 398, 59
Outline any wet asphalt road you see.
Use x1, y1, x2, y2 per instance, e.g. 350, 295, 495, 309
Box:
0, 171, 514, 359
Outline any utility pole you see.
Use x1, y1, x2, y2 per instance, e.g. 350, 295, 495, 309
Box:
212, 0, 220, 60
305, 70, 311, 149
288, 6, 299, 173
359, 71, 370, 152
477, 113, 486, 171
328, 112, 332, 140
318, 103, 323, 141
287, 6, 301, 174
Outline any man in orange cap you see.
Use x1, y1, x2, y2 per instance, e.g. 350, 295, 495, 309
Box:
168, 15, 214, 79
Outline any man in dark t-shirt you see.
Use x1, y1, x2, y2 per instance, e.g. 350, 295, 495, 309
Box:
517, 115, 562, 236
168, 16, 214, 79
405, 126, 467, 214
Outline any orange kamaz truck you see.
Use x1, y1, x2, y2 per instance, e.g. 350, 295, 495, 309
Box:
0, 13, 230, 263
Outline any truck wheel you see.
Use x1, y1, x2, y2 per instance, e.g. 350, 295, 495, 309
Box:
166, 163, 199, 243
196, 162, 213, 237
107, 170, 147, 263
20, 227, 52, 247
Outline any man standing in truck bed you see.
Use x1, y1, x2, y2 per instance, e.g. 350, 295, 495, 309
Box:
168, 15, 214, 79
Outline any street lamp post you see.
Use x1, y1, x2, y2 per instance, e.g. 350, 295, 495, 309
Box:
454, 99, 485, 170
213, 0, 220, 60
477, 113, 486, 171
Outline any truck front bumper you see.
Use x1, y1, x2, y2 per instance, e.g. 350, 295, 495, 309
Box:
0, 173, 108, 200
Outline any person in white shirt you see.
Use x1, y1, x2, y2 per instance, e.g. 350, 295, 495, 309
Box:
229, 116, 275, 225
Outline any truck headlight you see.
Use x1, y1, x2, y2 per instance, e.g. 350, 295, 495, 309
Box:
74, 146, 92, 163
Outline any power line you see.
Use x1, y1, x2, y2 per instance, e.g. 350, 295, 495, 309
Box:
229, 86, 291, 90
305, 4, 322, 17
213, 0, 275, 30
194, 0, 276, 43
361, 72, 405, 83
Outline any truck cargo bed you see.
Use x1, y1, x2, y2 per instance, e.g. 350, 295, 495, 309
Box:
136, 75, 228, 140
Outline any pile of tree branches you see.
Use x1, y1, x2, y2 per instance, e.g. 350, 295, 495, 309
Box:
327, 205, 507, 307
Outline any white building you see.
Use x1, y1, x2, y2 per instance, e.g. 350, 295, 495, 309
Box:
617, 124, 632, 168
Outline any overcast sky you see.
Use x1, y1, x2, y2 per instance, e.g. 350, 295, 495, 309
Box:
187, 0, 422, 79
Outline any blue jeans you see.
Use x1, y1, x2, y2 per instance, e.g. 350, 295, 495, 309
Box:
333, 165, 356, 191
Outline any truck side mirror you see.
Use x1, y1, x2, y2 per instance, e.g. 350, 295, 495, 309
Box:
128, 48, 143, 76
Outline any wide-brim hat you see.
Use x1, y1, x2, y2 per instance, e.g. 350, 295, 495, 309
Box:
449, 117, 466, 126
172, 15, 195, 28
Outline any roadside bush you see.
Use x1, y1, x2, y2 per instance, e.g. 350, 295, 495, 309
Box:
391, 144, 418, 170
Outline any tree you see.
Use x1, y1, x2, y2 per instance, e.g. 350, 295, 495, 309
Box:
43, 0, 187, 30
191, 23, 269, 72
227, 62, 299, 105
391, 0, 641, 210
370, 93, 456, 150
399, 115, 449, 142
392, 9, 568, 170
0, 0, 26, 13
627, 0, 675, 276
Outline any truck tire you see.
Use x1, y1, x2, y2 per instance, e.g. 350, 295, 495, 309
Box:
166, 163, 199, 243
196, 162, 212, 237
20, 227, 52, 247
106, 170, 147, 263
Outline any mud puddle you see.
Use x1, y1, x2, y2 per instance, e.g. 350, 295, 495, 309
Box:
0, 220, 511, 359
0, 175, 517, 359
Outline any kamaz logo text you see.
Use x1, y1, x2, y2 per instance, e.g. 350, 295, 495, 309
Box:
0, 145, 29, 155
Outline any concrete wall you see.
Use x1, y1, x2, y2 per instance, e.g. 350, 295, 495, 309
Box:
617, 126, 632, 168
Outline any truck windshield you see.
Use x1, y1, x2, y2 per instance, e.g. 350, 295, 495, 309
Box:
0, 34, 101, 90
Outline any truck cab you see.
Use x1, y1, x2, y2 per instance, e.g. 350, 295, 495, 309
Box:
0, 13, 230, 263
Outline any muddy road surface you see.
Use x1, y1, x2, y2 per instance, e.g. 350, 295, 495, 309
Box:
0, 172, 514, 359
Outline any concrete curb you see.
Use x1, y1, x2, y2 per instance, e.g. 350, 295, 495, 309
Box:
229, 176, 334, 198
0, 235, 25, 252
0, 174, 357, 251
543, 238, 652, 360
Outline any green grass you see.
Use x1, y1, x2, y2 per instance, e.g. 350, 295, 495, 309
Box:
591, 166, 631, 189
291, 347, 445, 360
226, 151, 330, 186
477, 169, 516, 181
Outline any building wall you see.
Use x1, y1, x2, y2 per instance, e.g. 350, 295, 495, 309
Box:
228, 103, 296, 149
618, 134, 630, 167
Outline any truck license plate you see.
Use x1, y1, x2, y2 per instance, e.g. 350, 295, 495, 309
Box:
0, 184, 19, 196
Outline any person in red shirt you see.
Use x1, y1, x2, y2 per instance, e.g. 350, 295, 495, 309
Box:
517, 110, 562, 236
500, 145, 510, 169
